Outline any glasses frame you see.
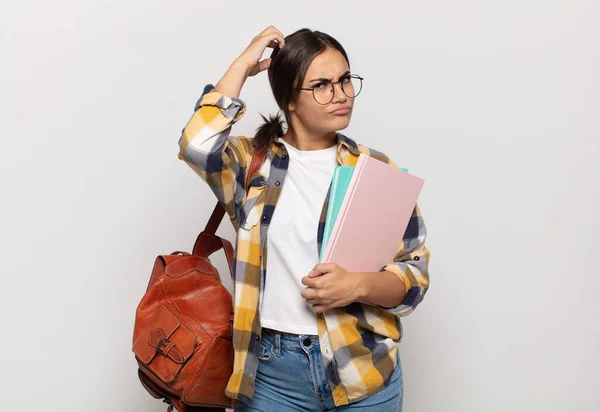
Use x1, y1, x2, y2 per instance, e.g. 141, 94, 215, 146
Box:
296, 74, 364, 105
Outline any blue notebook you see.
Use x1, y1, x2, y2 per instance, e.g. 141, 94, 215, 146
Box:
320, 165, 409, 259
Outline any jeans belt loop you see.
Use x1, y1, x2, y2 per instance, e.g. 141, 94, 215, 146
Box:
274, 331, 281, 357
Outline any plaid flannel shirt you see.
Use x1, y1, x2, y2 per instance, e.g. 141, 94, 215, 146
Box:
178, 84, 430, 406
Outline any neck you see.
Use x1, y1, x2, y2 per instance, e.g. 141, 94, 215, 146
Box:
281, 123, 337, 151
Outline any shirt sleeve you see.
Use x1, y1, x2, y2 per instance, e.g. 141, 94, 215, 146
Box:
177, 84, 252, 228
380, 202, 430, 317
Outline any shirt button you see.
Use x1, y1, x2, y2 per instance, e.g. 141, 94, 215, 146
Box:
261, 215, 267, 221
414, 256, 420, 261
282, 155, 287, 159
324, 347, 332, 356
275, 180, 281, 186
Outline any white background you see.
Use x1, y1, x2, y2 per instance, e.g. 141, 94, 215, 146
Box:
1, 1, 598, 411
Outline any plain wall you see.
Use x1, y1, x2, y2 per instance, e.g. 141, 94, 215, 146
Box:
1, 1, 598, 411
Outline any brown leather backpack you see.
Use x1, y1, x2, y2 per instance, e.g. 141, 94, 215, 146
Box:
133, 149, 267, 412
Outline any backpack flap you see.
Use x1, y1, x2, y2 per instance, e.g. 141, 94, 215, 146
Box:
133, 305, 197, 383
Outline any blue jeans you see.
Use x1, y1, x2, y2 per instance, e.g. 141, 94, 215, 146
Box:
234, 328, 403, 412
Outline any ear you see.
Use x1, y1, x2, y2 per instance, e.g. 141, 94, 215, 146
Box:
288, 101, 296, 112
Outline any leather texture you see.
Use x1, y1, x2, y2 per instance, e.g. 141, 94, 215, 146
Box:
133, 149, 267, 412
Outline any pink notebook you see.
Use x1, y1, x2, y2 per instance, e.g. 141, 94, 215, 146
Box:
320, 154, 425, 273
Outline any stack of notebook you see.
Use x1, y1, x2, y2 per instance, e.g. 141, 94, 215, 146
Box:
319, 154, 424, 273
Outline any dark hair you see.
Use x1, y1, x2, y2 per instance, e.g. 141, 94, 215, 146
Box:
253, 28, 350, 153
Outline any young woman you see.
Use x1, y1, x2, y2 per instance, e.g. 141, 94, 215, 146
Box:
178, 26, 430, 412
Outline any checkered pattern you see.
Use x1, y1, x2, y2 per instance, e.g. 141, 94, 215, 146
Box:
178, 85, 430, 406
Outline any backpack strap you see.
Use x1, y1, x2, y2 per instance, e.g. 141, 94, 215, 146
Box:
192, 148, 268, 278
203, 148, 267, 235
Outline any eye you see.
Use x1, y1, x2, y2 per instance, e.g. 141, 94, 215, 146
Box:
341, 76, 351, 84
313, 82, 327, 89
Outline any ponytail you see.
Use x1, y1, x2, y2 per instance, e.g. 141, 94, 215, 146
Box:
253, 113, 285, 153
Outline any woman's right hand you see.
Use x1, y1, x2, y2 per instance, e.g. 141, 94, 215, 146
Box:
236, 26, 286, 77
215, 26, 285, 98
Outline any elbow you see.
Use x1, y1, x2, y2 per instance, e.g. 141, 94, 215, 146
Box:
383, 251, 430, 317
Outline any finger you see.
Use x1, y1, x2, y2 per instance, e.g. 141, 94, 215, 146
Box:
310, 263, 336, 277
262, 33, 285, 49
259, 27, 284, 44
262, 26, 285, 46
307, 299, 331, 308
301, 287, 317, 300
313, 304, 330, 314
275, 29, 285, 47
267, 40, 282, 49
261, 25, 279, 35
247, 58, 272, 78
258, 26, 274, 38
305, 287, 324, 300
301, 276, 318, 287
308, 270, 323, 278
257, 58, 271, 72
302, 276, 324, 289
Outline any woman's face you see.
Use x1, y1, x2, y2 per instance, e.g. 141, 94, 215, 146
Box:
288, 48, 355, 135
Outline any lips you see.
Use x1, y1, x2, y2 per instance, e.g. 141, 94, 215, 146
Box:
330, 107, 352, 116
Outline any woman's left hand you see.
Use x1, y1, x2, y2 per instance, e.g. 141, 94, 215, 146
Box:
301, 263, 362, 313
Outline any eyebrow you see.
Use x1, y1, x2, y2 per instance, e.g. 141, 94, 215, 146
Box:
308, 70, 351, 83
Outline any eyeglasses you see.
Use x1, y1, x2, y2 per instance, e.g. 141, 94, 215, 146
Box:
296, 74, 364, 105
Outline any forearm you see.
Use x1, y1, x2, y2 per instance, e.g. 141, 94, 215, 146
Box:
354, 270, 407, 309
214, 59, 250, 98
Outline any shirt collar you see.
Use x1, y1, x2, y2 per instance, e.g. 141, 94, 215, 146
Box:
272, 132, 360, 157
336, 132, 361, 156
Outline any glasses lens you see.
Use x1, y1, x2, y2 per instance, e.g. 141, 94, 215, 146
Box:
342, 76, 362, 98
313, 82, 333, 105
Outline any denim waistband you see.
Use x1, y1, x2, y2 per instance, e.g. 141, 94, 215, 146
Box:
261, 327, 319, 347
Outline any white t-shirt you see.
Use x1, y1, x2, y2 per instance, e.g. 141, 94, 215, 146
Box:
260, 138, 338, 335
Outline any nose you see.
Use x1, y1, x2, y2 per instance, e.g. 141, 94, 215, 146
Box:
331, 81, 347, 104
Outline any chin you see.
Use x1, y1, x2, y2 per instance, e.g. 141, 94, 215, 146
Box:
331, 117, 352, 131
